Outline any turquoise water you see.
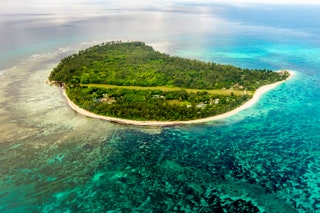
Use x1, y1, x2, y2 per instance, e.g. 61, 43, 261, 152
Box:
1, 2, 320, 212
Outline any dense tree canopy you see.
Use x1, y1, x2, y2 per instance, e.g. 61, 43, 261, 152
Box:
49, 41, 290, 121
65, 86, 251, 121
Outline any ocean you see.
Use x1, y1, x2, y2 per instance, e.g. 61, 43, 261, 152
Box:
0, 2, 320, 212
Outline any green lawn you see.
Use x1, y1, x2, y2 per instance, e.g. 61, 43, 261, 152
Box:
82, 84, 253, 96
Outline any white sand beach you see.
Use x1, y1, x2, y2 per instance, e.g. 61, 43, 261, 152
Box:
61, 71, 294, 126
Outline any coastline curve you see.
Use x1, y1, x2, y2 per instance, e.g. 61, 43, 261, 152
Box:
60, 71, 294, 127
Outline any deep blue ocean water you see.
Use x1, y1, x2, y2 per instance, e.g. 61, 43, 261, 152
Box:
1, 2, 320, 212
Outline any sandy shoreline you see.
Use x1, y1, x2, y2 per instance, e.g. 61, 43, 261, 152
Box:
60, 71, 294, 126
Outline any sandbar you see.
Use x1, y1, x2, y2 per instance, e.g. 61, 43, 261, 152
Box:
60, 70, 294, 126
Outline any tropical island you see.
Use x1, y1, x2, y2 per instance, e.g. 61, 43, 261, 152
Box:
49, 41, 290, 126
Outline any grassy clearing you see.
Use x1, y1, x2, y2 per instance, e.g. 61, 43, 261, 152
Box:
166, 100, 191, 106
82, 84, 253, 96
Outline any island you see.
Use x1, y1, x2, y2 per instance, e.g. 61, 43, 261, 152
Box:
49, 41, 291, 126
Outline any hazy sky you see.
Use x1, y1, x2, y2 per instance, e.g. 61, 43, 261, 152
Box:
1, 0, 319, 15
187, 0, 318, 4
2, 0, 320, 9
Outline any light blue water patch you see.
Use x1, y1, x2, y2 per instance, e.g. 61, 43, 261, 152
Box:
47, 154, 65, 164
92, 172, 105, 182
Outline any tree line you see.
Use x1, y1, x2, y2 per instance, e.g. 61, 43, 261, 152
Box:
49, 41, 290, 90
66, 86, 251, 121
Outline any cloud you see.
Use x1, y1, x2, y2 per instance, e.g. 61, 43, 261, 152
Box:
170, 0, 319, 4
1, 0, 318, 15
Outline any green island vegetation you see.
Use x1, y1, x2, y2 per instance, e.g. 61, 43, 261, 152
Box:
49, 41, 290, 121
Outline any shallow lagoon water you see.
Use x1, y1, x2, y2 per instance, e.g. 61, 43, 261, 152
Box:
1, 2, 320, 212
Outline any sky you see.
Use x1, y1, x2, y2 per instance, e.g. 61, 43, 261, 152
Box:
191, 0, 319, 4
1, 0, 316, 23
1, 0, 320, 11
